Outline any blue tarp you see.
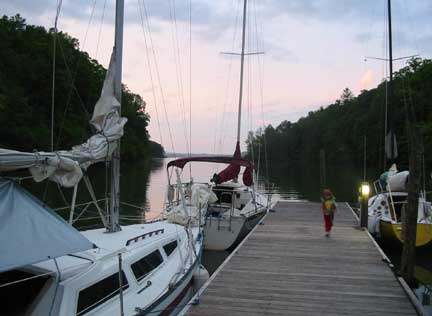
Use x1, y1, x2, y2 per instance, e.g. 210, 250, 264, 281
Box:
0, 179, 94, 272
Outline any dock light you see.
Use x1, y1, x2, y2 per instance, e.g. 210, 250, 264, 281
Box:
361, 183, 370, 197
359, 182, 370, 228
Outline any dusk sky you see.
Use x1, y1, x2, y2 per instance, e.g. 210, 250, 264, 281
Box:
2, 0, 431, 154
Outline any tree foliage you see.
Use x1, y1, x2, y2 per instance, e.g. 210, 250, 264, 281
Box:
247, 58, 432, 173
0, 15, 164, 160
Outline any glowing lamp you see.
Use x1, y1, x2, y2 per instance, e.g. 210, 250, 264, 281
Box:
361, 182, 370, 197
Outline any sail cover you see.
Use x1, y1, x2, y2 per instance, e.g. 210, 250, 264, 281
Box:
0, 51, 127, 187
214, 142, 242, 184
0, 179, 94, 273
214, 142, 253, 186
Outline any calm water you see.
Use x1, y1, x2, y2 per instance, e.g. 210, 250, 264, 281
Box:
21, 158, 432, 313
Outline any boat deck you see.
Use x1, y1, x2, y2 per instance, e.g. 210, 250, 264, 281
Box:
181, 201, 419, 316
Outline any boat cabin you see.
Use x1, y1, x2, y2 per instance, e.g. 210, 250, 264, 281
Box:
209, 182, 254, 215
0, 223, 187, 316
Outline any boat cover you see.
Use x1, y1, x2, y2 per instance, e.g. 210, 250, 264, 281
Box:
0, 51, 127, 187
0, 179, 94, 273
215, 142, 253, 186
166, 184, 217, 226
167, 142, 254, 186
166, 156, 254, 170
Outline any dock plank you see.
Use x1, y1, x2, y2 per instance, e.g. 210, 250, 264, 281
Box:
182, 201, 418, 315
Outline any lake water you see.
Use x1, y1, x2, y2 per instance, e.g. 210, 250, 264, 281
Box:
21, 158, 432, 314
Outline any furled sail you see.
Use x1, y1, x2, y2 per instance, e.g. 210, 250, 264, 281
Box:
385, 130, 398, 160
0, 51, 127, 187
212, 142, 254, 186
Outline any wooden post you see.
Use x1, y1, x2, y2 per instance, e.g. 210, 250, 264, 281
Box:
401, 126, 422, 286
360, 197, 368, 228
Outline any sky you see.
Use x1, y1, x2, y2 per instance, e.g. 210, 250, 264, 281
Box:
2, 0, 432, 154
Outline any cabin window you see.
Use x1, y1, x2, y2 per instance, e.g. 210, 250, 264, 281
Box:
131, 250, 163, 282
0, 270, 50, 315
163, 240, 178, 256
77, 271, 129, 316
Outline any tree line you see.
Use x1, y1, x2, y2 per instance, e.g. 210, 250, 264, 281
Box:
247, 57, 432, 177
0, 15, 165, 160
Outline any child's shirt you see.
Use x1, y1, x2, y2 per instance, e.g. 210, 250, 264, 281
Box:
322, 198, 336, 215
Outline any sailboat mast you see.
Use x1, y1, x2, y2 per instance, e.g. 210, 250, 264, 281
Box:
236, 0, 247, 144
109, 0, 124, 232
388, 0, 393, 86
387, 0, 396, 165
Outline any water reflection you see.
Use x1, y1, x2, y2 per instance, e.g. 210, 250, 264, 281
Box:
265, 161, 374, 203
20, 159, 164, 230
382, 245, 432, 314
16, 158, 432, 313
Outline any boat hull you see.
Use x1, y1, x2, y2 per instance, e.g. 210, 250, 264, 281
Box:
203, 216, 245, 251
229, 209, 267, 250
137, 249, 201, 316
379, 220, 432, 247
203, 208, 267, 251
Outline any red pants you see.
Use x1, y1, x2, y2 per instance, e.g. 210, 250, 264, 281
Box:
323, 213, 334, 232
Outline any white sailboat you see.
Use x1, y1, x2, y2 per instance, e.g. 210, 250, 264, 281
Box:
0, 1, 204, 315
164, 0, 270, 251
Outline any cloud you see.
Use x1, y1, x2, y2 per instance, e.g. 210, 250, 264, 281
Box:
360, 69, 374, 90
0, 0, 53, 16
354, 32, 371, 44
260, 0, 376, 21
265, 41, 299, 62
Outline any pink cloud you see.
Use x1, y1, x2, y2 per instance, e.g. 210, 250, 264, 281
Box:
360, 69, 374, 90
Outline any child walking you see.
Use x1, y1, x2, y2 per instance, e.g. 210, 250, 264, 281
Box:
321, 189, 336, 237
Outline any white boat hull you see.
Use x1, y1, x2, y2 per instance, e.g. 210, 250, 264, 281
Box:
203, 216, 245, 251
135, 252, 200, 316
203, 208, 267, 251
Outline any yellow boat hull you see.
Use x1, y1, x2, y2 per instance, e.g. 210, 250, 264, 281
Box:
380, 221, 432, 247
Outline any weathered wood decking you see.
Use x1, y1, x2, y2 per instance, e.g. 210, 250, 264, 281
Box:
182, 201, 418, 316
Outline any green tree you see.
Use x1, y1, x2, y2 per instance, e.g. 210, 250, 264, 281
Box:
0, 15, 164, 160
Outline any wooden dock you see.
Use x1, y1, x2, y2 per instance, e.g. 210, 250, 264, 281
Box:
181, 201, 420, 316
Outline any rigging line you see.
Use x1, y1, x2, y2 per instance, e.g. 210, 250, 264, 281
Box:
189, 0, 192, 179
54, 0, 97, 150
95, 0, 107, 60
246, 1, 251, 138
142, 0, 176, 153
213, 0, 236, 155
362, 1, 379, 70
211, 0, 237, 156
173, 0, 190, 157
168, 0, 190, 155
137, 0, 164, 145
401, 0, 421, 57
251, 0, 261, 177
51, 0, 63, 151
248, 0, 257, 171
55, 40, 91, 150
246, 1, 255, 166
215, 0, 242, 154
45, 0, 63, 202
382, 0, 389, 169
253, 0, 269, 184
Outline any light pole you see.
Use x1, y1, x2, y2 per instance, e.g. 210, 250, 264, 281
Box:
360, 182, 370, 228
